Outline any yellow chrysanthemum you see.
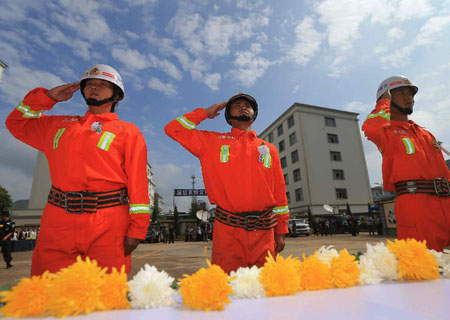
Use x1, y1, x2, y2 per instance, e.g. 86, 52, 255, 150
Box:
259, 252, 301, 297
0, 271, 53, 317
387, 238, 439, 280
46, 256, 108, 317
178, 260, 233, 311
100, 265, 130, 310
299, 253, 333, 291
330, 249, 360, 288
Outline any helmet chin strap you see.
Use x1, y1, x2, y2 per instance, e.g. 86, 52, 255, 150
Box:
84, 96, 116, 107
228, 114, 255, 122
391, 101, 413, 115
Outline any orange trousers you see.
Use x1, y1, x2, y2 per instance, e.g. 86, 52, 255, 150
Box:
394, 194, 450, 251
211, 220, 274, 274
31, 203, 131, 276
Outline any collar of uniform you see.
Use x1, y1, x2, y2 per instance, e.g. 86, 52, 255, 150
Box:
82, 111, 119, 121
230, 127, 257, 138
390, 119, 414, 129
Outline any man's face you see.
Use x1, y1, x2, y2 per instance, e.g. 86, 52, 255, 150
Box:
229, 99, 255, 119
83, 79, 115, 101
391, 87, 415, 109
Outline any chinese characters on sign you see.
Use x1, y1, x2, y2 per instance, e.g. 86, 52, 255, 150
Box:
173, 189, 207, 197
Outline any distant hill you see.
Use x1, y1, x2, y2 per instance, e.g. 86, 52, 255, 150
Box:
12, 199, 29, 210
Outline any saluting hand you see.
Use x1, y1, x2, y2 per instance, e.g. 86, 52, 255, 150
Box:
46, 82, 80, 102
205, 101, 227, 119
381, 89, 391, 101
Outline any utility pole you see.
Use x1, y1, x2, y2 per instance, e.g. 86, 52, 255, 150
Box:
191, 174, 196, 205
0, 60, 8, 83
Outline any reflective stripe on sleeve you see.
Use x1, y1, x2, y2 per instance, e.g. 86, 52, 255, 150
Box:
366, 109, 390, 121
129, 204, 151, 214
97, 131, 116, 151
53, 128, 66, 149
220, 145, 230, 163
401, 137, 415, 154
176, 116, 197, 130
272, 206, 289, 215
15, 101, 45, 119
263, 154, 271, 168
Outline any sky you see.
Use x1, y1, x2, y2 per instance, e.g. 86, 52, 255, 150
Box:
1, 0, 450, 212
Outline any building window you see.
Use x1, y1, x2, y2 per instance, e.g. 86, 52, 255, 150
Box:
279, 140, 285, 152
325, 117, 336, 127
336, 188, 348, 199
284, 173, 289, 185
287, 115, 295, 128
291, 150, 299, 164
286, 191, 291, 204
267, 132, 274, 143
293, 168, 301, 182
295, 188, 304, 202
327, 133, 339, 144
277, 124, 284, 136
280, 156, 287, 169
330, 151, 342, 161
333, 169, 345, 180
289, 132, 297, 146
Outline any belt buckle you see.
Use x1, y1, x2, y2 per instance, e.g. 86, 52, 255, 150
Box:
119, 189, 129, 204
406, 181, 417, 194
244, 215, 260, 231
434, 178, 450, 196
64, 192, 84, 214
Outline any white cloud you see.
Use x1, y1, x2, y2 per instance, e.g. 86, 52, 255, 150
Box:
387, 27, 405, 40
344, 101, 372, 114
148, 54, 183, 80
51, 0, 112, 42
169, 10, 269, 59
381, 14, 450, 67
125, 0, 157, 6
203, 73, 221, 91
148, 77, 177, 96
230, 43, 271, 87
112, 47, 151, 70
0, 65, 65, 104
290, 16, 323, 66
124, 30, 139, 40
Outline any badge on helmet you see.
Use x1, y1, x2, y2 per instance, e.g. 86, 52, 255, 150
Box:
80, 64, 125, 107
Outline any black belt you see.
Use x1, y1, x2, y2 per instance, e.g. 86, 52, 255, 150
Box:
48, 185, 129, 214
395, 178, 450, 196
215, 206, 277, 231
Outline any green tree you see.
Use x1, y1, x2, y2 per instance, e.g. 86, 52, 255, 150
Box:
173, 205, 181, 236
0, 185, 12, 212
151, 194, 161, 223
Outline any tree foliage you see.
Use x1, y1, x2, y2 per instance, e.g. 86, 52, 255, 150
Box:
0, 185, 12, 212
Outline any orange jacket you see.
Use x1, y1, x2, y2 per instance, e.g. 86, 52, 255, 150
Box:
165, 108, 289, 234
362, 99, 450, 191
5, 88, 150, 239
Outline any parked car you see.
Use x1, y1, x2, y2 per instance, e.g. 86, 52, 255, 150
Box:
288, 219, 310, 237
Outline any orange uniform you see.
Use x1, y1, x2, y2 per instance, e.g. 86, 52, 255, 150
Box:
6, 88, 151, 275
165, 108, 289, 273
362, 99, 450, 251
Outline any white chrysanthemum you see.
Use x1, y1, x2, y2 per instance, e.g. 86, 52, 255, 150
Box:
128, 264, 176, 309
431, 249, 450, 278
359, 243, 398, 285
317, 245, 339, 266
229, 266, 266, 299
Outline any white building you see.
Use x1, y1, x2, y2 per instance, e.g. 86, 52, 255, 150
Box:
260, 102, 373, 217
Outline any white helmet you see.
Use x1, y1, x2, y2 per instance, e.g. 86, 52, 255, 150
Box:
376, 76, 418, 101
80, 64, 124, 100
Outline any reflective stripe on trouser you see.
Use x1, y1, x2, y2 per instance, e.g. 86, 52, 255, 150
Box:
211, 220, 275, 274
394, 193, 450, 251
31, 202, 131, 276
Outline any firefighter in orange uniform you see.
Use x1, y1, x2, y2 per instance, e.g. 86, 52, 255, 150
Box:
362, 76, 450, 251
5, 64, 151, 275
165, 93, 290, 273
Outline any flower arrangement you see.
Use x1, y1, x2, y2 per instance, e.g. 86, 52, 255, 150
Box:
1, 238, 448, 318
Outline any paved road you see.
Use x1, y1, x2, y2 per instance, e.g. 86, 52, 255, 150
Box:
0, 233, 393, 287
